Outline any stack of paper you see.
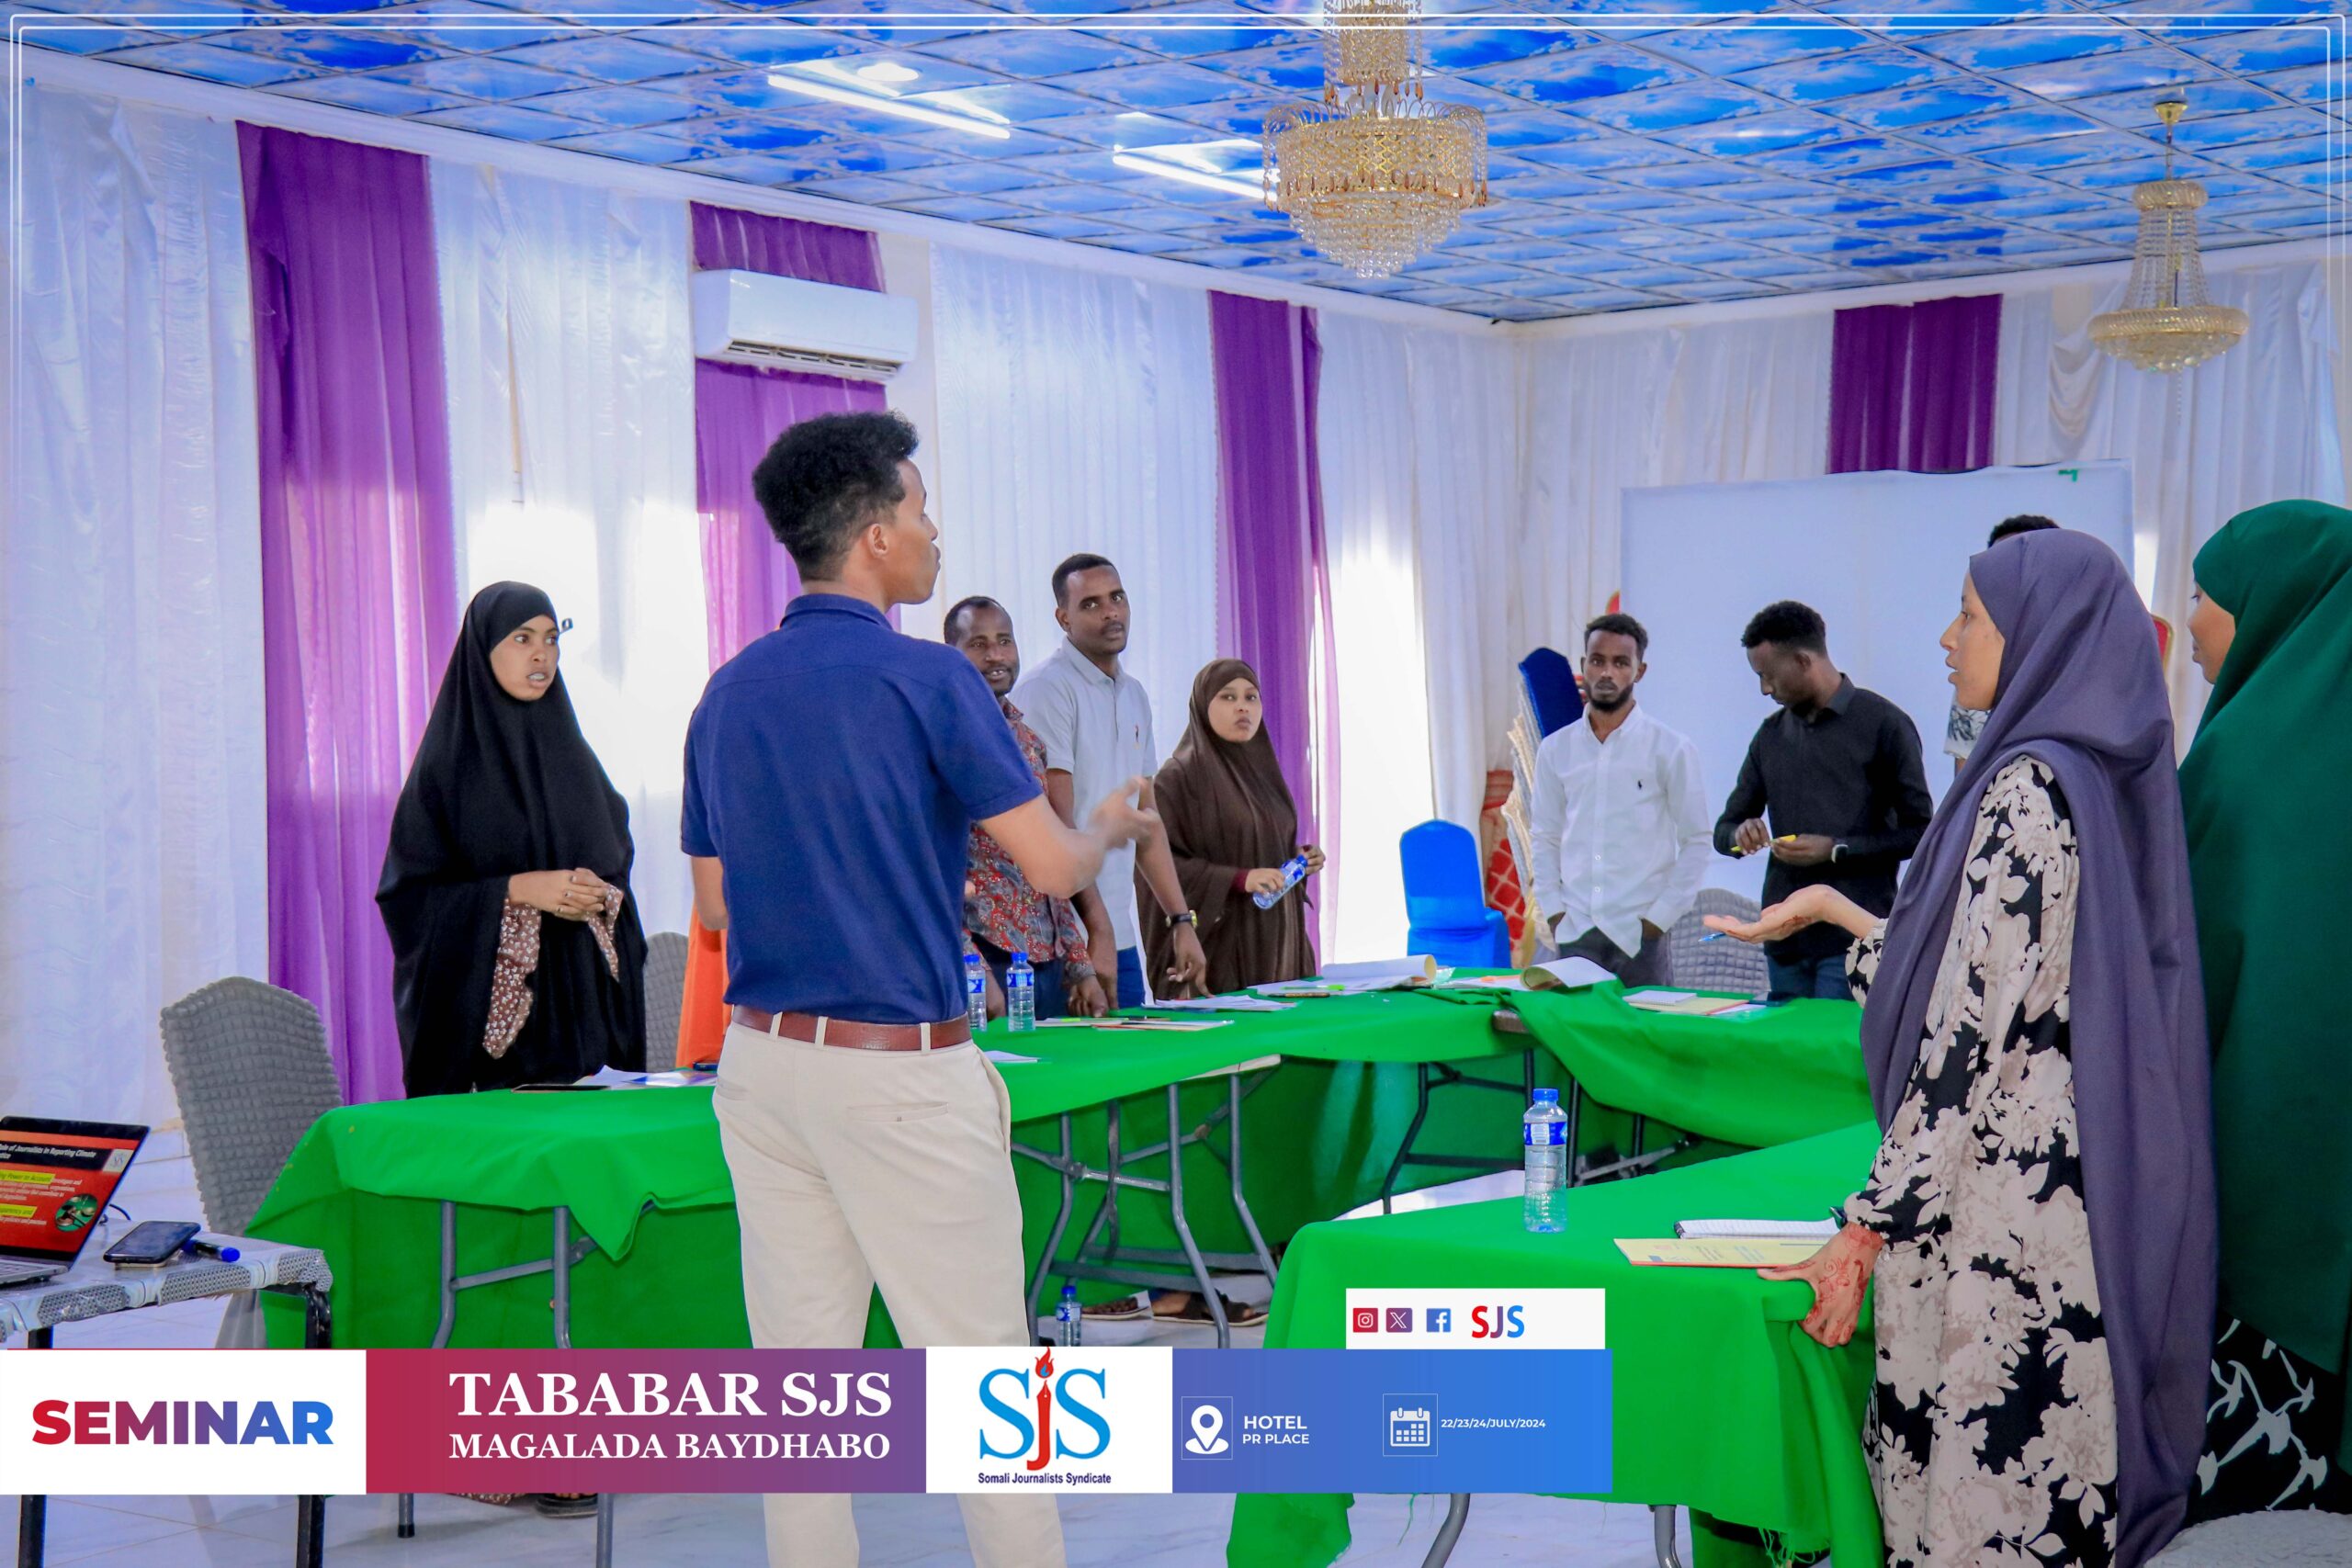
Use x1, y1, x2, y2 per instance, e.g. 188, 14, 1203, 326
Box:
1615, 1237, 1826, 1268
1624, 989, 1756, 1018
1256, 956, 1455, 998
571, 1066, 716, 1089
1142, 996, 1295, 1014
1673, 1218, 1838, 1242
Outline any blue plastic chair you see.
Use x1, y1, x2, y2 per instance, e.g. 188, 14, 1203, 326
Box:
1399, 819, 1510, 968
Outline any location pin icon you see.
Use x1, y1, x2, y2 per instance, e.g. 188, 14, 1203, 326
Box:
1191, 1403, 1224, 1452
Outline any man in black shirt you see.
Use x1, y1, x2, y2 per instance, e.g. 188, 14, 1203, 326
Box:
1713, 601, 1934, 1000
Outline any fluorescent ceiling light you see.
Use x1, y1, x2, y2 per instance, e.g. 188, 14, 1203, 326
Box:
767, 72, 1012, 140
855, 62, 921, 85
1113, 152, 1263, 199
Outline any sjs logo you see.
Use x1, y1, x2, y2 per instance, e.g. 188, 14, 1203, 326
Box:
978, 1349, 1109, 1469
1470, 1306, 1527, 1340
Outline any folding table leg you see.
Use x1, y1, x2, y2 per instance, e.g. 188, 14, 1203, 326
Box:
1652, 1505, 1685, 1568
1226, 1074, 1279, 1286
1023, 1113, 1078, 1329
1380, 1063, 1438, 1214
1165, 1083, 1228, 1348
1421, 1495, 1471, 1567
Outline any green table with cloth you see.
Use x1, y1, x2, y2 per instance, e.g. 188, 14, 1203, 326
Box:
247, 985, 1868, 1352
1225, 1122, 1886, 1568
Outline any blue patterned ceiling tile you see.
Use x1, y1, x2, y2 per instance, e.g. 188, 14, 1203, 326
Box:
496, 35, 719, 82
2038, 205, 2143, 233
917, 28, 1155, 75
1712, 253, 1826, 277
545, 126, 714, 163
1084, 229, 1200, 254
419, 101, 613, 140
1653, 277, 1769, 300
986, 213, 1126, 239
1572, 80, 1780, 134
1485, 111, 1606, 150
772, 0, 1008, 46
515, 83, 705, 126
1385, 284, 1512, 308
1976, 130, 2167, 172
196, 25, 447, 70
367, 54, 590, 100
2170, 105, 2337, 151
1086, 201, 1222, 231
1004, 179, 1146, 212
17, 0, 249, 25
1651, 107, 1856, 155
1912, 25, 2134, 72
1965, 192, 2105, 218
1730, 44, 1958, 106
1776, 189, 1901, 217
492, 0, 738, 14
2279, 161, 2352, 190
1159, 245, 1276, 268
1996, 44, 2215, 99
1750, 135, 1928, 175
1851, 247, 1942, 267
908, 81, 1116, 124
2199, 193, 2320, 226
1851, 205, 1949, 231
1459, 44, 1693, 106
1838, 0, 2074, 35
913, 159, 1065, 193
1918, 175, 2093, 209
1152, 98, 1283, 137
679, 151, 838, 182
2069, 78, 2288, 127
1502, 210, 1639, 239
1187, 39, 1328, 93
883, 193, 1035, 220
842, 122, 1078, 155
13, 15, 169, 54
1634, 17, 1872, 73
1608, 262, 1733, 287
995, 0, 1210, 13
1499, 174, 1623, 201
1764, 266, 1879, 290
774, 48, 1003, 94
1047, 60, 1263, 108
1485, 300, 1577, 321
1425, 25, 1586, 73
1622, 162, 1762, 191
1830, 81, 2036, 130
649, 21, 861, 69
1913, 221, 2008, 244
1902, 105, 2114, 152
2223, 206, 2338, 233
801, 141, 970, 174
1083, 6, 1294, 61
1451, 236, 1590, 265
96, 38, 324, 85
361, 2, 575, 51
1779, 230, 1901, 256
2104, 0, 2343, 34
786, 173, 939, 201
1958, 232, 2076, 256
1514, 136, 1701, 172
2052, 150, 2220, 186
2201, 134, 2334, 172
1421, 73, 1559, 116
673, 113, 839, 151
1560, 249, 1664, 276
1715, 215, 1817, 240
1544, 287, 1677, 310
1651, 238, 1783, 265
1572, 187, 1686, 214
266, 73, 477, 114
2250, 64, 2349, 115
1413, 263, 1545, 287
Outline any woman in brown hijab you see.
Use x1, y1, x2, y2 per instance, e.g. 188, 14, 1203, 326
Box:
1139, 659, 1323, 996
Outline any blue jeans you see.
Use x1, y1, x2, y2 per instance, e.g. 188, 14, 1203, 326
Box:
1768, 951, 1854, 1002
1115, 946, 1145, 1010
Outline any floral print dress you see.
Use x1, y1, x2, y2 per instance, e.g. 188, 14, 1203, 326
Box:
1843, 757, 2120, 1568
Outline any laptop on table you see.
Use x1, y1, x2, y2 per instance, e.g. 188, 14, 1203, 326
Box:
0, 1117, 148, 1287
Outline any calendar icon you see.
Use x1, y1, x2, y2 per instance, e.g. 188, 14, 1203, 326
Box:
1382, 1394, 1438, 1455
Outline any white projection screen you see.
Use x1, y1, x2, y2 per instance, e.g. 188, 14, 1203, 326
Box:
1619, 462, 2134, 902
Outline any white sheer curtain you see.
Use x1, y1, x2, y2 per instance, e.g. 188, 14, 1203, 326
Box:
1996, 258, 2345, 739
928, 246, 1219, 736
1518, 313, 1835, 665
2, 84, 266, 1128
432, 162, 705, 939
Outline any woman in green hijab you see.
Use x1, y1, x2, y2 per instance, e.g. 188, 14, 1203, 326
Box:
2182, 499, 2352, 1519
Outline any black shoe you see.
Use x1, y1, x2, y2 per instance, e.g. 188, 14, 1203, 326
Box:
531, 1494, 598, 1519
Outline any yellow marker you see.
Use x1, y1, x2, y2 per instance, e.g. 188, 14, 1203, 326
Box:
1736, 834, 1798, 858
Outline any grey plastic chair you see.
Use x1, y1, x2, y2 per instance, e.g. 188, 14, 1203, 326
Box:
642, 931, 689, 1072
157, 977, 345, 1235
1668, 888, 1770, 996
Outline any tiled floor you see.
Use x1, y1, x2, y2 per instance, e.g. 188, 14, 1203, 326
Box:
6, 1152, 1690, 1567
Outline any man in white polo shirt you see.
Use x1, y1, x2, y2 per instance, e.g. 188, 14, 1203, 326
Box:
1528, 612, 1712, 987
1014, 553, 1209, 1006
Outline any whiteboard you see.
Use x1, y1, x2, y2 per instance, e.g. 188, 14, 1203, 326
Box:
1619, 463, 2135, 901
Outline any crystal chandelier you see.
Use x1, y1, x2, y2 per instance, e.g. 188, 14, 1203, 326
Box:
2088, 96, 2249, 374
1261, 0, 1487, 279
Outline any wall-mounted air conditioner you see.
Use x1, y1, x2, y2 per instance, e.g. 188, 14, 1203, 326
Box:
690, 268, 918, 382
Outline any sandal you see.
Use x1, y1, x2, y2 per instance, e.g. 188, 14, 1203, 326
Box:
1152, 1292, 1269, 1327
1080, 1294, 1151, 1321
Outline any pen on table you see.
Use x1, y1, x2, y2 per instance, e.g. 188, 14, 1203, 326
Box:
184, 1237, 241, 1262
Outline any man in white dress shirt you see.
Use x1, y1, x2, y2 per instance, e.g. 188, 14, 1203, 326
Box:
1013, 553, 1209, 1006
1527, 613, 1712, 987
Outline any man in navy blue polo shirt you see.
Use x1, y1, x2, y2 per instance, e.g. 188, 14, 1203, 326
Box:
684, 412, 1151, 1568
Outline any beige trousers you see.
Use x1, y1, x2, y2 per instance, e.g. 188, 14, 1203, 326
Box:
712, 1022, 1066, 1568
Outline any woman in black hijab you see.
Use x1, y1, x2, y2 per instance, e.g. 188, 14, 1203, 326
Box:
379, 582, 647, 1097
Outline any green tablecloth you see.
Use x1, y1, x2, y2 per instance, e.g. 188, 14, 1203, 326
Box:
1510, 987, 1869, 1148
1226, 1122, 1884, 1568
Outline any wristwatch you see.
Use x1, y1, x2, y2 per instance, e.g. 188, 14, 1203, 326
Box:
1168, 909, 1199, 928
1830, 842, 1849, 863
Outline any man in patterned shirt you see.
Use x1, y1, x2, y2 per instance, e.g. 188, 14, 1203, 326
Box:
946, 595, 1111, 1021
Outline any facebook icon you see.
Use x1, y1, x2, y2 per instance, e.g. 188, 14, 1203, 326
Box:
1426, 1308, 1452, 1333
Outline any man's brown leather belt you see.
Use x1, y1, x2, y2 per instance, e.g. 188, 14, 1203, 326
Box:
730, 1007, 972, 1052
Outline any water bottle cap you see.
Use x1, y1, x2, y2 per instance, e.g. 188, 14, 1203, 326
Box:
1061, 1284, 1078, 1298
1532, 1088, 1560, 1104
1012, 951, 1029, 962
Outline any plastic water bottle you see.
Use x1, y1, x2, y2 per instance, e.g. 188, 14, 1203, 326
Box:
1057, 1284, 1082, 1348
1523, 1088, 1567, 1234
965, 953, 989, 1035
1252, 852, 1312, 910
1007, 952, 1036, 1033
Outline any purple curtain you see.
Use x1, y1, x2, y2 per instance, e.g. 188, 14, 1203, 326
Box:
241, 125, 458, 1104
690, 205, 886, 668
1826, 294, 2002, 475
1208, 293, 1340, 940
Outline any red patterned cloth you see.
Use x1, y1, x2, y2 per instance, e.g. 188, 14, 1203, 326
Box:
483, 886, 624, 1058
965, 698, 1094, 979
1480, 768, 1529, 948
